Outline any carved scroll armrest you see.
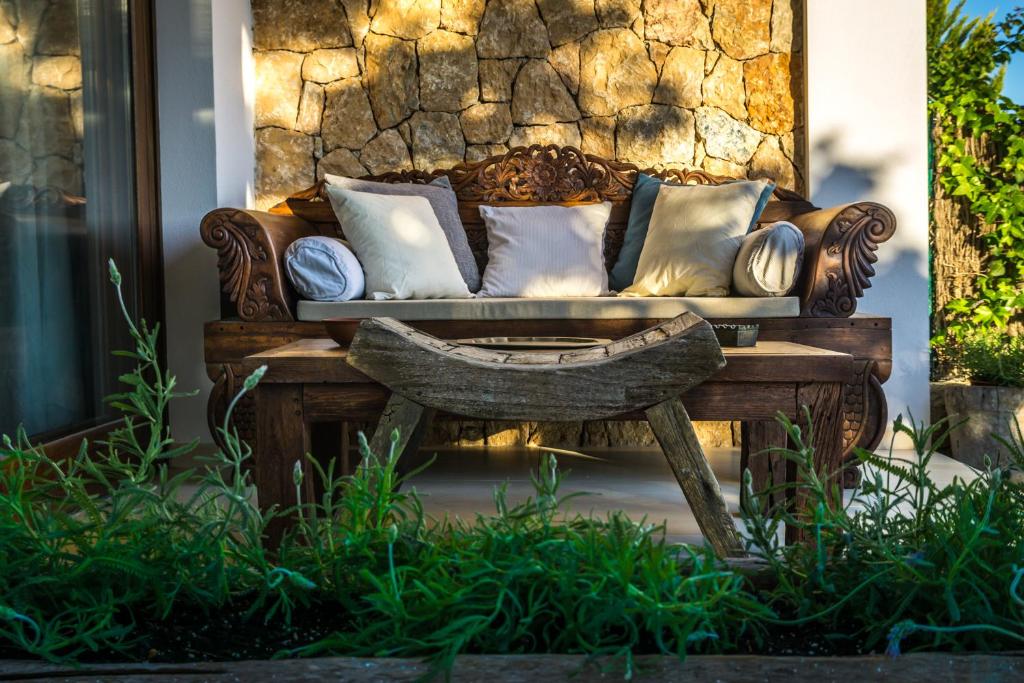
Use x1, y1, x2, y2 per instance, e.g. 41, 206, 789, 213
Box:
789, 202, 897, 318
199, 209, 317, 321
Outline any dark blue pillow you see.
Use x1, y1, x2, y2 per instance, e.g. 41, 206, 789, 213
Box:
609, 174, 776, 291
609, 174, 663, 291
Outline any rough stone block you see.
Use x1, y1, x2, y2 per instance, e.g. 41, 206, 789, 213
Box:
254, 50, 304, 129
616, 104, 695, 167
252, 0, 351, 51
579, 28, 657, 117
511, 59, 579, 124
419, 30, 478, 112
256, 127, 315, 210
322, 78, 377, 150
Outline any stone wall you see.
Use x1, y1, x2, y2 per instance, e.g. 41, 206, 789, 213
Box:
252, 0, 804, 210
251, 0, 805, 448
0, 0, 83, 196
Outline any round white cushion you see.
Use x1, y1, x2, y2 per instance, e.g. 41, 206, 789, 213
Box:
731, 221, 805, 296
284, 236, 365, 301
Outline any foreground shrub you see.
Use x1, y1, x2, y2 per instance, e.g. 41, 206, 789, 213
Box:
744, 413, 1024, 656
1, 262, 1023, 675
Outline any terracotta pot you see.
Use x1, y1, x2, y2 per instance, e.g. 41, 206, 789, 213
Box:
943, 383, 1024, 469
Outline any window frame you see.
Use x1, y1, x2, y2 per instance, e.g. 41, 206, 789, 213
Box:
34, 0, 164, 452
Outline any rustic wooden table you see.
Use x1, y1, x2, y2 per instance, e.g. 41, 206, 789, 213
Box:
244, 327, 854, 548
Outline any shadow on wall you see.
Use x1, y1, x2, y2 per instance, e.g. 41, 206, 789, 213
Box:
807, 131, 903, 208
251, 0, 807, 209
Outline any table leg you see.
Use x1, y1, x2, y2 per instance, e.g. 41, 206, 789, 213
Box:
740, 420, 789, 514
789, 382, 846, 544
254, 384, 310, 547
365, 393, 436, 477
646, 397, 746, 558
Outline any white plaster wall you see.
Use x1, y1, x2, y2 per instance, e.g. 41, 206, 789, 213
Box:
156, 0, 253, 445
155, 0, 219, 445
804, 0, 930, 447
212, 0, 255, 208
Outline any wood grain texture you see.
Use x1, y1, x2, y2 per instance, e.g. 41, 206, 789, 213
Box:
646, 398, 745, 558
346, 314, 725, 421
789, 382, 846, 544
740, 421, 790, 514
6, 653, 1021, 682
254, 384, 308, 546
302, 381, 796, 423
199, 209, 317, 322
365, 394, 436, 477
790, 203, 897, 318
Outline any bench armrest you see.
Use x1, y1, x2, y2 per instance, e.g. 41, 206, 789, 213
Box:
200, 208, 317, 321
789, 202, 897, 317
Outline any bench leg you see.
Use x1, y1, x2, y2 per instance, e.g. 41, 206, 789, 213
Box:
254, 384, 310, 548
789, 382, 846, 544
740, 420, 789, 514
646, 398, 746, 558
365, 393, 436, 476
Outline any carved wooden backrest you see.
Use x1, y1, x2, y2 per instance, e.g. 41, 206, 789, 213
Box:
271, 145, 816, 272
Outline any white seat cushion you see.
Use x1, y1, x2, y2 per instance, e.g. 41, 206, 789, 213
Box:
296, 296, 800, 321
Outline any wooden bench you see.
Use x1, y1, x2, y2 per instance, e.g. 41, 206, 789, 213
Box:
244, 320, 854, 549
203, 144, 895, 483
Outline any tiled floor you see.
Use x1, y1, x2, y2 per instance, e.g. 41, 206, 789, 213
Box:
400, 445, 978, 544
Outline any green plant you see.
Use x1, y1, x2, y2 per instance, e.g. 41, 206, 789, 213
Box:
0, 262, 283, 660
935, 327, 1024, 386
742, 411, 1024, 655
281, 441, 768, 676
2, 261, 1024, 676
928, 0, 1024, 334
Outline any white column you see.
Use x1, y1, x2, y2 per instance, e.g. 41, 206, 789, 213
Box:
155, 0, 219, 445
156, 0, 254, 444
804, 0, 930, 447
212, 0, 256, 209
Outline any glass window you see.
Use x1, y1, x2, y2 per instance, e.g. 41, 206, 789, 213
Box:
0, 0, 148, 440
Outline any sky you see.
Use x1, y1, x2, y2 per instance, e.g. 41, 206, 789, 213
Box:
961, 0, 1024, 104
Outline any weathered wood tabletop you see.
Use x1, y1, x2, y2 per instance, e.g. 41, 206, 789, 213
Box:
244, 326, 854, 550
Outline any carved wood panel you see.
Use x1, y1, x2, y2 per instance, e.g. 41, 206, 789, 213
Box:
293, 144, 815, 273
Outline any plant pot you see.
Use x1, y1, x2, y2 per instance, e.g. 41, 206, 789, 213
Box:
943, 383, 1024, 469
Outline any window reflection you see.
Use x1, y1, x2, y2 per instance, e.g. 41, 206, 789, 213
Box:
0, 0, 138, 439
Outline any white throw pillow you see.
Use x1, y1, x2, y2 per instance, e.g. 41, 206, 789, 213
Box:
476, 203, 612, 298
732, 221, 805, 296
622, 179, 773, 297
325, 186, 471, 300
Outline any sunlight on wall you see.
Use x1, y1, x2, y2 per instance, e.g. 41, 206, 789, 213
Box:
249, 0, 806, 211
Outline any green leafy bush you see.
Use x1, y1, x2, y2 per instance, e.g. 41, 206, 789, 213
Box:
935, 328, 1024, 386
929, 0, 1024, 333
2, 264, 1024, 675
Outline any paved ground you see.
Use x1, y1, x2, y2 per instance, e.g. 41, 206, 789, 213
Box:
402, 445, 976, 544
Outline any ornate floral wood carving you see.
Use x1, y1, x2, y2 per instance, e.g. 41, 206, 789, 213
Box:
838, 359, 888, 488
312, 145, 808, 204
207, 363, 256, 454
801, 203, 897, 318
200, 209, 297, 322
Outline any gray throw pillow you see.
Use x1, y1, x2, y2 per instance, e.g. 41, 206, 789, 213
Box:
477, 203, 612, 297
284, 236, 365, 301
323, 174, 481, 292
732, 221, 805, 296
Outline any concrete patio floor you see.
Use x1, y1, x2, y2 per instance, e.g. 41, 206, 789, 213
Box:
400, 445, 977, 544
